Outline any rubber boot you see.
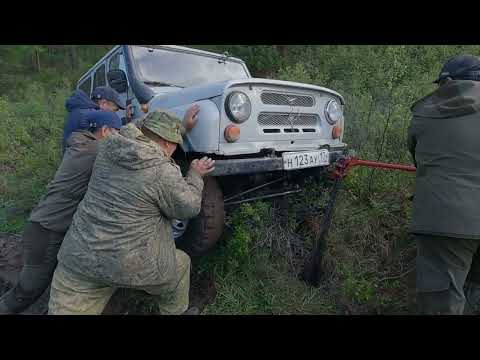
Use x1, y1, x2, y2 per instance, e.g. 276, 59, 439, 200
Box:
0, 298, 14, 315
464, 282, 480, 315
182, 306, 200, 315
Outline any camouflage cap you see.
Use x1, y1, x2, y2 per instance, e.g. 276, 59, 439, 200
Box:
142, 109, 184, 145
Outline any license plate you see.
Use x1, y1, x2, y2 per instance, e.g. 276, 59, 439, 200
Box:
282, 150, 330, 171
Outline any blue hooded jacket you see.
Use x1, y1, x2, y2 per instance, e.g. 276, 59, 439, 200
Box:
63, 90, 121, 151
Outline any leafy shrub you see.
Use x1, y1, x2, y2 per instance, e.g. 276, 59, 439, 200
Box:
0, 83, 71, 232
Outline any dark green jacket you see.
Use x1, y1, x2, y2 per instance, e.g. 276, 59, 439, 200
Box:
408, 80, 480, 239
29, 131, 98, 233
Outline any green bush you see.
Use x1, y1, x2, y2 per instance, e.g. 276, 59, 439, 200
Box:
0, 83, 70, 233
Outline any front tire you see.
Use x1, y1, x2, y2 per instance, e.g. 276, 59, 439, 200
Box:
178, 177, 225, 256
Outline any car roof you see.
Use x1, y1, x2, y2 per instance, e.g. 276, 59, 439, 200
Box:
77, 45, 246, 85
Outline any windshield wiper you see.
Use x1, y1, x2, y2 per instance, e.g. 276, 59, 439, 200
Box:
144, 81, 183, 88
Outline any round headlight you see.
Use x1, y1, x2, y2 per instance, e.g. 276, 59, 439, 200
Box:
325, 99, 343, 125
226, 91, 251, 123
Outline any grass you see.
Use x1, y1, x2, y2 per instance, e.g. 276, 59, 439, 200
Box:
0, 85, 69, 233
188, 185, 416, 315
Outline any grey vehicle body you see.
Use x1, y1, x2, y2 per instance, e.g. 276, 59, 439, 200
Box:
78, 45, 346, 158
77, 45, 347, 239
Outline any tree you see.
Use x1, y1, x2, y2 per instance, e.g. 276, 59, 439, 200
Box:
32, 46, 41, 73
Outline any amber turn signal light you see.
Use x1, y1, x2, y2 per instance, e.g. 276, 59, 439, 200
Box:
141, 104, 149, 114
225, 125, 241, 143
332, 126, 342, 139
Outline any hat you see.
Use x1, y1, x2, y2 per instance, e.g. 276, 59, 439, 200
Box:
86, 112, 122, 132
142, 109, 184, 145
91, 86, 126, 110
434, 55, 480, 84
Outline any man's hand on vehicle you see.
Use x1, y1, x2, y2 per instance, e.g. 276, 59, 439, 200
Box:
126, 104, 134, 121
121, 104, 134, 126
183, 104, 201, 131
190, 157, 215, 177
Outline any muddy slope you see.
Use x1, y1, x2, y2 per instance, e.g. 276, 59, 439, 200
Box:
0, 233, 215, 315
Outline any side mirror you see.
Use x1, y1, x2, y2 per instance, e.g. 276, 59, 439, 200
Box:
107, 70, 128, 93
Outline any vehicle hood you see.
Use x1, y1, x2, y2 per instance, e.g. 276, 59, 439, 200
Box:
148, 78, 344, 109
228, 78, 345, 104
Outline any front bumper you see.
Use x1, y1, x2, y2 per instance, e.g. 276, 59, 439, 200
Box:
210, 149, 346, 176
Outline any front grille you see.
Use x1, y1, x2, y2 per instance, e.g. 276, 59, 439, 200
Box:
261, 92, 315, 107
258, 112, 319, 127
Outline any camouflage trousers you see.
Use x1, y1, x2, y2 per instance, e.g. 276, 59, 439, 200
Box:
415, 234, 480, 315
48, 249, 191, 315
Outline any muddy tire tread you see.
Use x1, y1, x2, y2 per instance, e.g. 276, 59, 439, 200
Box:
180, 177, 224, 256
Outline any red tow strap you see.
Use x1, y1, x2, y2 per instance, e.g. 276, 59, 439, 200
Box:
331, 156, 417, 179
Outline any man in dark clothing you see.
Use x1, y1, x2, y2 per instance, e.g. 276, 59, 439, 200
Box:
0, 115, 122, 314
408, 54, 480, 315
62, 86, 129, 152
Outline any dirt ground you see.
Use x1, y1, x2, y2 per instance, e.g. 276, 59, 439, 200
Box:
0, 233, 216, 315
1, 230, 419, 315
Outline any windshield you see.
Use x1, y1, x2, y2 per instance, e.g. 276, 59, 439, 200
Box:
131, 46, 250, 88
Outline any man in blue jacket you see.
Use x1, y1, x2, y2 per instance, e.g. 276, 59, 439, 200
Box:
62, 86, 129, 152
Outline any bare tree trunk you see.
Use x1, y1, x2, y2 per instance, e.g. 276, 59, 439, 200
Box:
69, 45, 77, 70
276, 45, 288, 57
32, 47, 41, 73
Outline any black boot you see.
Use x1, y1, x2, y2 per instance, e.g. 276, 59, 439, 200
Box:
464, 282, 480, 315
182, 306, 200, 315
0, 298, 15, 315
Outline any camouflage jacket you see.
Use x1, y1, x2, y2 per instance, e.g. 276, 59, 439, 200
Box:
29, 131, 99, 233
57, 124, 204, 287
408, 80, 480, 239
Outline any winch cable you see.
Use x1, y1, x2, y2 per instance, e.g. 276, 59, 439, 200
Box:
224, 176, 287, 203
224, 189, 302, 207
301, 156, 416, 287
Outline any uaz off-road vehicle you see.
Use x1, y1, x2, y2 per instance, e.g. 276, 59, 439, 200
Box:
77, 45, 347, 255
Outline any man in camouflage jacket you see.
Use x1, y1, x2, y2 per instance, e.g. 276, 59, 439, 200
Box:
48, 110, 215, 315
408, 55, 480, 315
